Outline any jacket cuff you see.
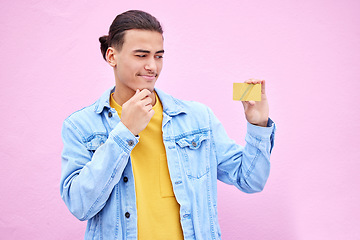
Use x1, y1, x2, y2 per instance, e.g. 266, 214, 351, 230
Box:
109, 122, 139, 153
247, 118, 276, 153
247, 118, 276, 139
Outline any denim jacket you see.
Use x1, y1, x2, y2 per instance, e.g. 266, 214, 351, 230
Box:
60, 87, 276, 240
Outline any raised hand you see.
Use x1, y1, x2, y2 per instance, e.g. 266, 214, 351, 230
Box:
121, 89, 155, 135
241, 79, 269, 127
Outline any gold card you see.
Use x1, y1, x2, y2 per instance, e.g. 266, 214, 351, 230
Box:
233, 83, 261, 101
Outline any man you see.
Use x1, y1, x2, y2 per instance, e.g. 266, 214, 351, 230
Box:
60, 10, 275, 240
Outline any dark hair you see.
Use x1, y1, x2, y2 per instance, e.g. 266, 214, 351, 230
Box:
99, 10, 163, 61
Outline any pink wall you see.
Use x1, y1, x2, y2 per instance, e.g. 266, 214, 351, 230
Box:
1, 0, 359, 239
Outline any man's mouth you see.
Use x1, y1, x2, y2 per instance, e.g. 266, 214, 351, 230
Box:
139, 74, 157, 81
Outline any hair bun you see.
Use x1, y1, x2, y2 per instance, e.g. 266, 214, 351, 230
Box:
99, 35, 109, 60
99, 35, 108, 44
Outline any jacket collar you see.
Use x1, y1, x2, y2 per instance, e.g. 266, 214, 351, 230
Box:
154, 88, 186, 116
93, 86, 186, 117
94, 87, 114, 114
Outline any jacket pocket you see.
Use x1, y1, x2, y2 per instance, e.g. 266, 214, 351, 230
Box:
175, 131, 210, 179
85, 134, 108, 154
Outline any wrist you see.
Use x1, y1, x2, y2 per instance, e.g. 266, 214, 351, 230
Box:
249, 119, 268, 127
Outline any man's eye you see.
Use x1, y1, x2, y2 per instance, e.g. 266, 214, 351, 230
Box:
136, 55, 146, 58
156, 55, 163, 59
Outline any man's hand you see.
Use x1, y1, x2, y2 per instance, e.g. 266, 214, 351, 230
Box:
121, 89, 155, 136
241, 79, 269, 127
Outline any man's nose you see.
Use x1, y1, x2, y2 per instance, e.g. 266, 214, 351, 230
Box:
144, 58, 156, 73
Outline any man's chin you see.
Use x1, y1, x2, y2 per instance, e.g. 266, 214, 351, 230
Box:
137, 87, 155, 93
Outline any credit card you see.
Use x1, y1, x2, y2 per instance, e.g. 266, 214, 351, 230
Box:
233, 83, 261, 101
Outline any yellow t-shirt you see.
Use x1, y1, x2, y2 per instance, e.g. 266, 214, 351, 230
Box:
110, 92, 183, 239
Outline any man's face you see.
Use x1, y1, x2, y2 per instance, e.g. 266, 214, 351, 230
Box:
112, 29, 164, 94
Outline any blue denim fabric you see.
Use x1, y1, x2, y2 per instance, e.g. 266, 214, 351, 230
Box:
60, 87, 276, 240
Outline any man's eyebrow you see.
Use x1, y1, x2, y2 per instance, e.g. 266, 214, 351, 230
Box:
133, 49, 165, 54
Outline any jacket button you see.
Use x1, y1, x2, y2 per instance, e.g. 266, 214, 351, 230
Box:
192, 141, 197, 147
125, 212, 130, 218
123, 177, 128, 182
128, 140, 134, 146
108, 111, 113, 118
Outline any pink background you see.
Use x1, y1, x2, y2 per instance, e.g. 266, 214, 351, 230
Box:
1, 0, 359, 239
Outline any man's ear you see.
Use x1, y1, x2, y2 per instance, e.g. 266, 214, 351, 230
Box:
106, 47, 117, 67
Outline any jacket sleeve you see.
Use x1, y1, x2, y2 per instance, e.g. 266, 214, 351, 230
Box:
208, 108, 276, 193
60, 118, 138, 221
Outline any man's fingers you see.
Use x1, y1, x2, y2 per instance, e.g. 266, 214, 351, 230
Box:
138, 89, 152, 98
144, 104, 154, 112
244, 78, 265, 95
248, 100, 256, 106
245, 78, 262, 84
139, 96, 153, 107
242, 100, 256, 106
131, 89, 152, 101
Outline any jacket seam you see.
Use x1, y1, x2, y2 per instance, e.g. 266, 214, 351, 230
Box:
65, 119, 86, 142
244, 148, 261, 181
207, 108, 219, 166
244, 135, 262, 180
112, 134, 132, 154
